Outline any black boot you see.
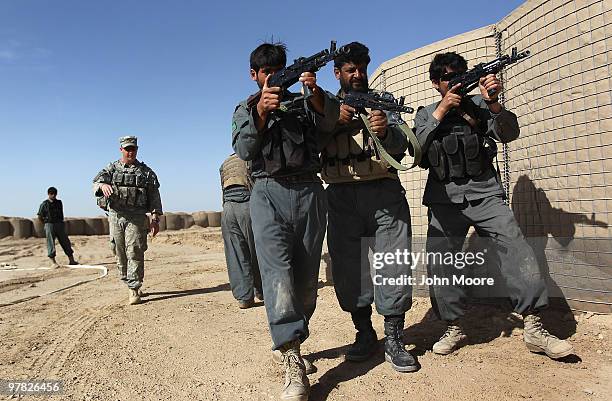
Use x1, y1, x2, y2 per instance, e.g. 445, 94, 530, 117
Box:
346, 306, 378, 362
384, 315, 419, 372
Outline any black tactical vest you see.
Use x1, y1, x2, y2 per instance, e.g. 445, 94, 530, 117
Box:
252, 95, 315, 176
425, 101, 497, 181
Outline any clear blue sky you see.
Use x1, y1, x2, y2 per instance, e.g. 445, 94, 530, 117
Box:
0, 0, 524, 217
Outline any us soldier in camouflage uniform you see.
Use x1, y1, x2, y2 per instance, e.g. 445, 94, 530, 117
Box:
219, 153, 262, 309
93, 136, 163, 305
414, 52, 573, 359
321, 42, 419, 372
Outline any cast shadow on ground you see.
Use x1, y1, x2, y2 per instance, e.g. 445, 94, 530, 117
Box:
308, 338, 386, 401
309, 302, 581, 399
142, 283, 231, 303
402, 303, 580, 363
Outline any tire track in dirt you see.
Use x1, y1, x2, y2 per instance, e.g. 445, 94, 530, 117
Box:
27, 306, 110, 378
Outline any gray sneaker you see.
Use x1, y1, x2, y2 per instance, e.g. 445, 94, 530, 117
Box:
432, 324, 466, 355
279, 340, 310, 401
523, 314, 573, 359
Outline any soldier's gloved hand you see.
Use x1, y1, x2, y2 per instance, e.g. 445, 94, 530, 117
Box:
100, 184, 113, 198
338, 104, 356, 125
368, 110, 388, 138
479, 74, 502, 101
257, 74, 281, 118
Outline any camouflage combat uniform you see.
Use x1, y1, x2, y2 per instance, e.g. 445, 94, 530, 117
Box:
93, 136, 163, 290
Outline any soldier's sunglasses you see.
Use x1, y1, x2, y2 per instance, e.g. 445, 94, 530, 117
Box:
123, 146, 137, 152
440, 71, 461, 82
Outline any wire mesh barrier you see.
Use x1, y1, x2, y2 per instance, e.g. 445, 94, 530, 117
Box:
370, 0, 612, 313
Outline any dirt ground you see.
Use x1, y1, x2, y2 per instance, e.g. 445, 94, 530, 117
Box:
0, 227, 610, 401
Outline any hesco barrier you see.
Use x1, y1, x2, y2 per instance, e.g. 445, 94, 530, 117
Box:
164, 213, 184, 231
10, 218, 33, 239
30, 218, 45, 238
157, 214, 167, 231
65, 219, 86, 236
84, 218, 106, 235
0, 220, 12, 238
177, 212, 194, 229
193, 211, 209, 228
0, 211, 222, 235
100, 217, 110, 235
207, 211, 222, 227
370, 0, 612, 313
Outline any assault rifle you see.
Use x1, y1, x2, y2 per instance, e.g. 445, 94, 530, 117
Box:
343, 91, 414, 115
247, 40, 348, 107
342, 91, 422, 170
449, 47, 530, 97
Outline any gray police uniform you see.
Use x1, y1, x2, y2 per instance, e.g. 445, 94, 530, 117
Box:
220, 153, 262, 302
322, 90, 413, 317
93, 136, 163, 290
413, 95, 548, 322
232, 89, 339, 349
37, 199, 74, 259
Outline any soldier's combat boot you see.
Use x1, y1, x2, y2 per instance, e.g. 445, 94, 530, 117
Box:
346, 306, 378, 362
128, 288, 142, 305
272, 350, 317, 375
49, 256, 60, 268
68, 255, 78, 265
432, 323, 466, 355
137, 288, 146, 297
383, 315, 419, 372
279, 339, 309, 401
238, 299, 254, 309
523, 313, 573, 359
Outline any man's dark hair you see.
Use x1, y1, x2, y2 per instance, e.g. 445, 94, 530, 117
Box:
429, 52, 468, 81
47, 186, 57, 195
334, 41, 370, 69
250, 42, 288, 72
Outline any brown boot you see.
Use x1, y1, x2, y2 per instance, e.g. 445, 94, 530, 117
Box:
523, 314, 573, 359
432, 324, 466, 355
272, 349, 317, 375
279, 340, 309, 401
128, 288, 142, 305
238, 299, 254, 309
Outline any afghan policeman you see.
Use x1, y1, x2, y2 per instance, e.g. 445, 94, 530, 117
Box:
321, 42, 419, 372
219, 153, 262, 309
37, 186, 78, 267
93, 136, 163, 305
413, 52, 573, 359
232, 42, 339, 401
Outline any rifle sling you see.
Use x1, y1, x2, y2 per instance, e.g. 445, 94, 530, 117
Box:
359, 113, 422, 171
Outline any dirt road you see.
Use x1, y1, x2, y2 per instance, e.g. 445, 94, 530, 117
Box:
1, 228, 610, 401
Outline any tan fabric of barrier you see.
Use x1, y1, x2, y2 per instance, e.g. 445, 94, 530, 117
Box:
371, 0, 611, 312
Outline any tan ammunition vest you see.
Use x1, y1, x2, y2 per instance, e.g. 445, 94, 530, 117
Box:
321, 120, 398, 184
221, 154, 250, 189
